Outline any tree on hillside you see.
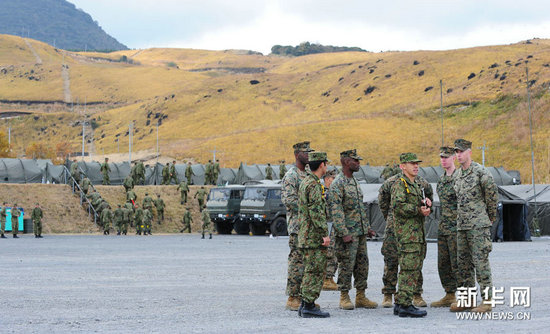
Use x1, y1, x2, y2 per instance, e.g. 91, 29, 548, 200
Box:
271, 42, 367, 56
25, 142, 54, 160
55, 141, 73, 164
0, 131, 13, 158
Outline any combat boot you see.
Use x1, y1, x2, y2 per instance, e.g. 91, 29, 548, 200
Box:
117, 231, 121, 235
300, 302, 330, 318
209, 234, 212, 239
413, 294, 427, 307
201, 233, 205, 239
298, 300, 304, 317
1, 234, 6, 238
393, 303, 400, 315
471, 299, 492, 313
286, 296, 301, 311
339, 291, 354, 310
355, 290, 378, 308
449, 301, 474, 312
398, 304, 427, 318
322, 277, 338, 291
430, 292, 456, 308
13, 234, 18, 238
382, 294, 393, 308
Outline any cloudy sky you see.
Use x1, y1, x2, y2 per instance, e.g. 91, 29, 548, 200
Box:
69, 0, 550, 54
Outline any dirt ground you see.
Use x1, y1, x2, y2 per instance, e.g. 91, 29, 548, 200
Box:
0, 235, 548, 333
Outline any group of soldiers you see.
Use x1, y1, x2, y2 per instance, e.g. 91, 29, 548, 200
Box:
0, 202, 42, 238
204, 160, 220, 185
282, 139, 497, 318
262, 161, 288, 181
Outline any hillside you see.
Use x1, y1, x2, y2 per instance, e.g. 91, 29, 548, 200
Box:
0, 0, 127, 51
1, 34, 550, 183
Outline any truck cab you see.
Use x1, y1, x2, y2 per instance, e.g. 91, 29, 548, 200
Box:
206, 185, 245, 234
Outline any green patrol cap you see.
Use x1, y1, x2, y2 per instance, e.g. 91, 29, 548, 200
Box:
293, 141, 314, 152
399, 152, 422, 163
439, 146, 455, 158
340, 149, 363, 160
454, 138, 472, 151
308, 151, 329, 163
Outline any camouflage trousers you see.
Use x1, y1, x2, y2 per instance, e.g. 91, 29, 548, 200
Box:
381, 226, 424, 295
286, 234, 304, 297
335, 234, 369, 292
325, 229, 338, 279
157, 209, 164, 222
0, 219, 4, 234
457, 227, 493, 298
33, 219, 42, 236
202, 221, 213, 234
182, 221, 191, 233
170, 175, 178, 185
102, 174, 110, 185
103, 221, 110, 232
180, 191, 188, 204
438, 232, 458, 293
300, 248, 327, 303
395, 241, 424, 306
120, 220, 129, 234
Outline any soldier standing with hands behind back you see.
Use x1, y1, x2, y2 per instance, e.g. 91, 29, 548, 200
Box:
32, 203, 43, 238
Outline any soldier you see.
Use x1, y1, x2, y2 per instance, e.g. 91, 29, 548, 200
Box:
390, 153, 431, 317
154, 194, 165, 224
185, 162, 195, 185
113, 204, 124, 235
297, 151, 331, 318
265, 163, 274, 180
124, 202, 135, 228
134, 204, 144, 235
123, 174, 134, 192
279, 160, 287, 179
70, 159, 81, 188
0, 202, 7, 238
100, 204, 112, 235
169, 160, 178, 184
205, 160, 213, 185
329, 149, 377, 310
126, 189, 137, 205
142, 193, 153, 212
11, 204, 21, 238
322, 168, 338, 291
450, 139, 498, 313
142, 208, 153, 235
431, 146, 459, 307
121, 203, 131, 235
177, 179, 190, 204
282, 141, 314, 311
194, 186, 208, 211
381, 163, 400, 180
32, 203, 44, 238
87, 189, 102, 211
201, 207, 213, 239
80, 176, 92, 195
181, 208, 193, 233
100, 157, 111, 185
162, 163, 170, 185
136, 161, 145, 185
213, 159, 220, 185
130, 163, 138, 184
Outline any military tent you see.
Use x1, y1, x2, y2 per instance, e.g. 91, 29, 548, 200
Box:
70, 161, 131, 185
0, 158, 43, 183
499, 184, 550, 236
494, 187, 531, 241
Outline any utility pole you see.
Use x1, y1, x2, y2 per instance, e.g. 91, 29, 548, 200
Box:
116, 138, 119, 153
440, 79, 444, 146
210, 147, 218, 161
156, 120, 159, 162
477, 141, 489, 166
129, 122, 133, 164
526, 66, 540, 235
8, 127, 11, 146
81, 121, 85, 160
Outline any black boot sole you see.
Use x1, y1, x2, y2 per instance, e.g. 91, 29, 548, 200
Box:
398, 312, 427, 318
301, 312, 330, 318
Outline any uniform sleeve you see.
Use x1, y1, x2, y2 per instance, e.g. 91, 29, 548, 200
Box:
281, 174, 299, 217
307, 183, 328, 232
391, 180, 421, 218
329, 180, 349, 236
378, 181, 391, 220
481, 170, 499, 223
421, 179, 434, 213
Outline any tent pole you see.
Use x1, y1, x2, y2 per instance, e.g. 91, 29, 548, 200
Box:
526, 66, 540, 236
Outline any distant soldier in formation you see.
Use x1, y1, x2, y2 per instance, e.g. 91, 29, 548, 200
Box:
87, 189, 102, 212
329, 149, 377, 310
142, 208, 153, 235
169, 160, 178, 184
205, 160, 213, 185
31, 202, 43, 238
80, 176, 92, 195
154, 194, 165, 224
100, 204, 113, 235
177, 180, 190, 204
279, 160, 287, 179
70, 159, 81, 188
123, 174, 134, 192
265, 163, 274, 180
135, 161, 145, 185
431, 146, 459, 308
194, 186, 208, 211
162, 163, 170, 185
11, 204, 21, 238
97, 200, 109, 216
121, 204, 131, 235
113, 204, 124, 235
124, 202, 135, 227
201, 207, 212, 239
185, 162, 194, 185
142, 193, 153, 212
0, 202, 7, 238
181, 208, 193, 233
126, 189, 137, 205
100, 157, 111, 185
451, 139, 498, 313
322, 168, 338, 291
213, 159, 220, 185
134, 204, 144, 235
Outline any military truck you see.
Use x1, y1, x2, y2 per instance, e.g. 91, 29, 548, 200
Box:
206, 185, 245, 234
237, 180, 288, 236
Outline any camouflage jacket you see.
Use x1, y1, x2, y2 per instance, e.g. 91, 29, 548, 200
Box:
279, 165, 287, 179
454, 161, 498, 230
162, 166, 170, 178
123, 176, 134, 189
81, 178, 92, 191
134, 208, 143, 224
177, 181, 189, 193
100, 208, 112, 224
142, 209, 153, 224
436, 169, 459, 235
205, 163, 213, 176
135, 162, 145, 176
154, 198, 165, 210
70, 162, 79, 176
328, 171, 369, 237
297, 172, 328, 249
281, 166, 308, 235
113, 207, 124, 223
142, 196, 153, 209
214, 163, 220, 173
378, 173, 403, 230
11, 207, 21, 218
183, 211, 193, 224
0, 207, 7, 220
265, 166, 274, 179
185, 165, 194, 179
194, 189, 208, 201
169, 164, 177, 176
100, 162, 111, 173
122, 207, 131, 221
202, 209, 211, 226
31, 207, 43, 221
390, 175, 433, 243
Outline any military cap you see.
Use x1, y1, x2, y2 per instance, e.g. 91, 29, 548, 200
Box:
324, 168, 338, 178
293, 141, 314, 152
340, 149, 363, 160
454, 138, 472, 151
399, 152, 422, 163
439, 146, 455, 158
308, 151, 329, 163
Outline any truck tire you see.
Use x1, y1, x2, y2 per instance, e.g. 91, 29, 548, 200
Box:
233, 220, 250, 235
215, 222, 233, 234
249, 223, 266, 236
270, 217, 288, 236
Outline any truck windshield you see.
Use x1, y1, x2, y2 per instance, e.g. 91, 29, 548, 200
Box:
209, 189, 231, 201
243, 187, 267, 201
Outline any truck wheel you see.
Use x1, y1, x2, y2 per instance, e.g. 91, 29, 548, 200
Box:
215, 222, 233, 234
233, 220, 250, 235
249, 223, 267, 236
270, 217, 288, 236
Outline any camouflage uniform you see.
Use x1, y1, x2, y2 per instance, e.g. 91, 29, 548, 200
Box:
185, 163, 194, 185
80, 177, 92, 195
177, 180, 190, 204
100, 207, 112, 234
142, 209, 153, 235
0, 205, 6, 236
390, 153, 433, 307
194, 187, 208, 209
201, 208, 213, 235
181, 209, 193, 233
154, 196, 165, 223
124, 202, 135, 227
123, 175, 134, 192
126, 190, 137, 205
100, 160, 111, 185
142, 194, 154, 212
205, 161, 213, 185
265, 164, 274, 180
31, 205, 43, 237
113, 205, 124, 235
134, 207, 144, 234
298, 156, 329, 304
70, 161, 81, 185
162, 164, 170, 185
213, 161, 220, 184
436, 162, 459, 293
121, 205, 131, 234
324, 183, 338, 279
169, 163, 178, 184
135, 162, 145, 185
454, 145, 497, 299
279, 162, 287, 179
11, 207, 21, 236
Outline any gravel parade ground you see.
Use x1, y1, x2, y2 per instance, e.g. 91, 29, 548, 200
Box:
0, 234, 548, 333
